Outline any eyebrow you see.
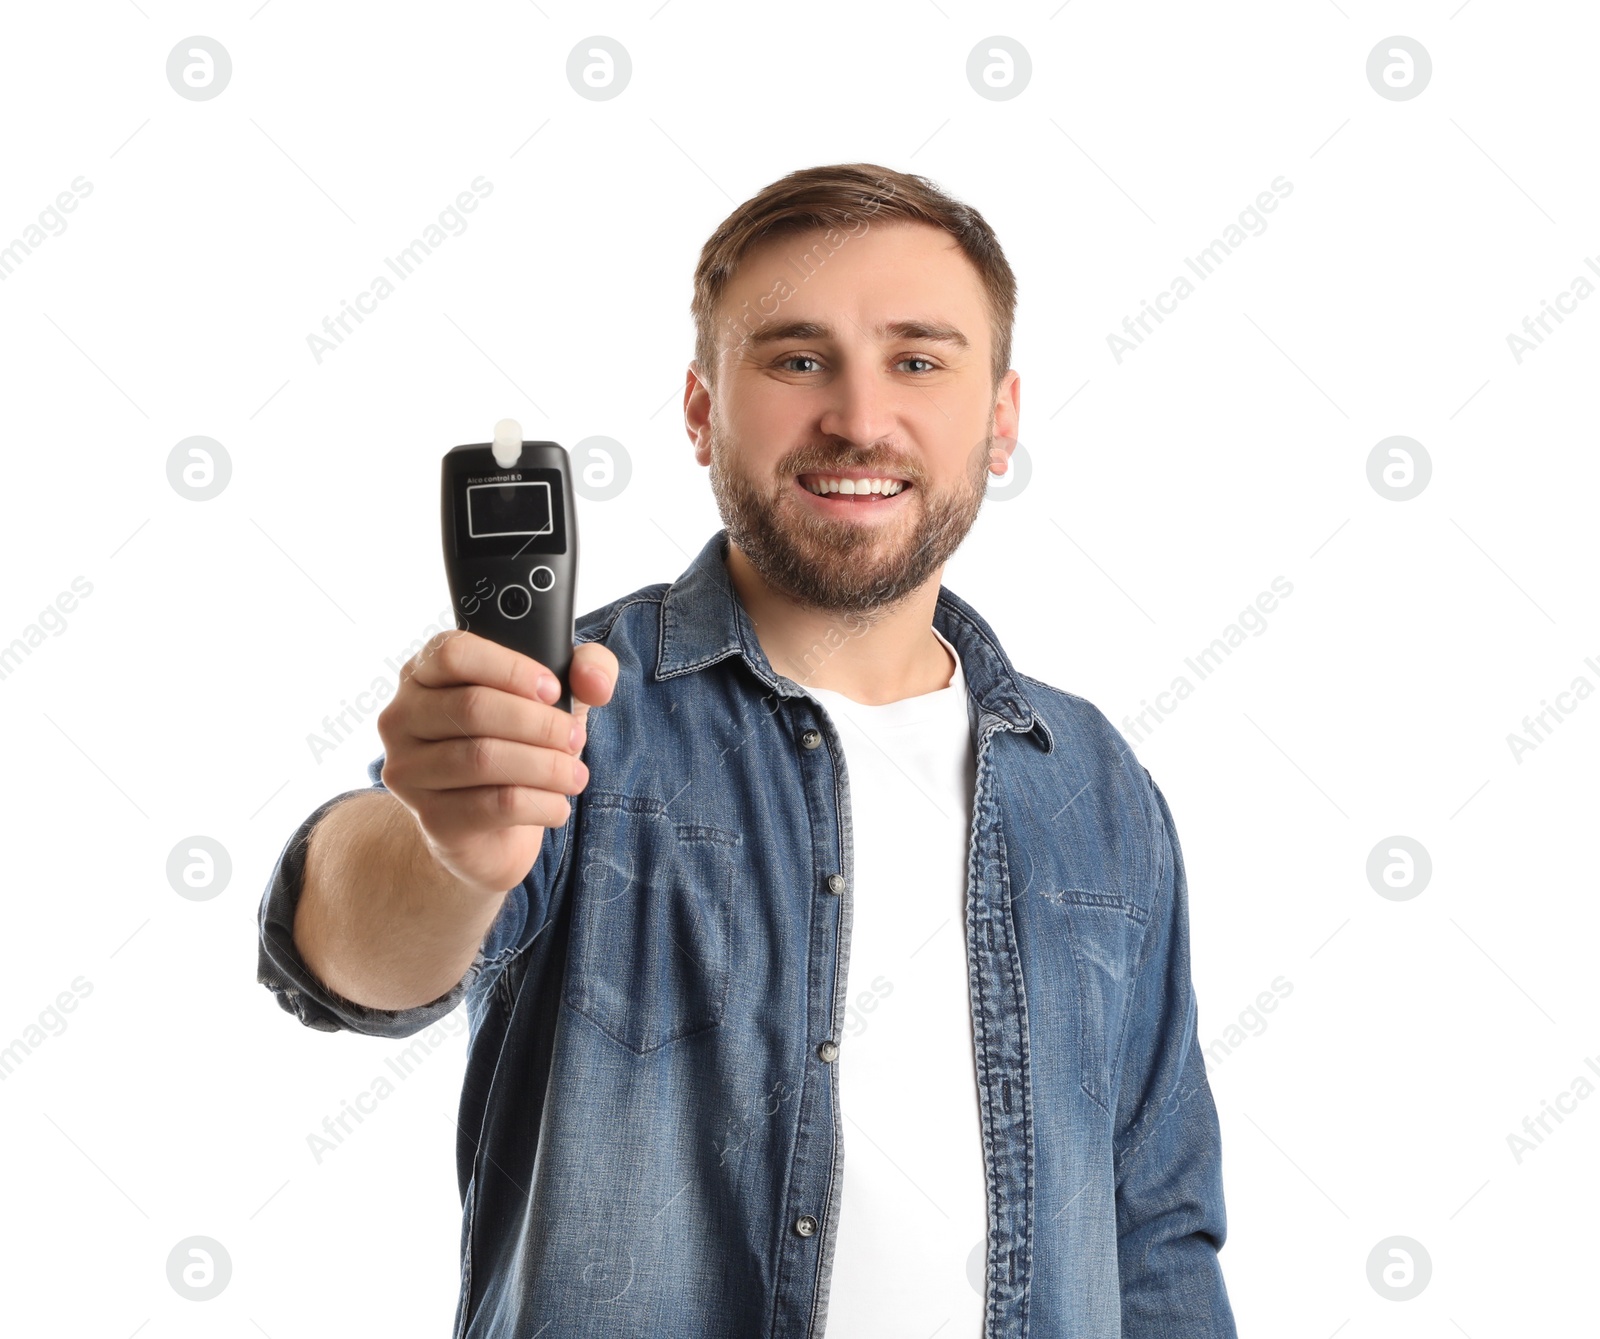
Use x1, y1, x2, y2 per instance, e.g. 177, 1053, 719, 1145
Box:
742, 318, 970, 351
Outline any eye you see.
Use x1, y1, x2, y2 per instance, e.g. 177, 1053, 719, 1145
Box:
776, 354, 821, 373
898, 356, 939, 374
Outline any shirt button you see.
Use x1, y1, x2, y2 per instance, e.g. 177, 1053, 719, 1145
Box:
794, 1214, 818, 1237
801, 728, 822, 749
826, 873, 845, 894
817, 1040, 839, 1063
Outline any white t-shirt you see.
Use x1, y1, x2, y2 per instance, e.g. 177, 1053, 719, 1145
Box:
796, 625, 985, 1337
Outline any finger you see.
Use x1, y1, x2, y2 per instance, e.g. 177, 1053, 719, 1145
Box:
404, 683, 574, 749
571, 642, 619, 705
405, 629, 551, 702
568, 642, 618, 734
391, 734, 586, 797
415, 783, 574, 837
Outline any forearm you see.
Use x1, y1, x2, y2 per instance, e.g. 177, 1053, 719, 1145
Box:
293, 788, 511, 1011
1116, 1037, 1236, 1335
1115, 773, 1237, 1334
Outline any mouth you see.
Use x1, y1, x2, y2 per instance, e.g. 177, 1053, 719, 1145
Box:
794, 473, 914, 512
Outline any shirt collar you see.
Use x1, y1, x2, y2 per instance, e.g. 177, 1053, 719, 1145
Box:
654, 529, 1054, 753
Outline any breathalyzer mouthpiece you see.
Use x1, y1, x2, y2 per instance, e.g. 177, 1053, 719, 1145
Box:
492, 418, 523, 469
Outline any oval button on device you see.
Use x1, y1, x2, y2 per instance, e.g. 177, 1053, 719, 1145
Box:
529, 565, 555, 592
498, 585, 532, 619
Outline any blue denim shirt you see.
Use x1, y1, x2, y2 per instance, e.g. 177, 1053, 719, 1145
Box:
258, 528, 1237, 1338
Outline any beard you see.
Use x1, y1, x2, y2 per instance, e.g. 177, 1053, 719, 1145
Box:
707, 412, 995, 626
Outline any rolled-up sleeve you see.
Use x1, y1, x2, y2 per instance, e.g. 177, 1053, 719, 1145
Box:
1112, 771, 1238, 1336
256, 753, 524, 1039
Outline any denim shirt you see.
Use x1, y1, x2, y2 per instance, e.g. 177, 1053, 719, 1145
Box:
257, 529, 1237, 1338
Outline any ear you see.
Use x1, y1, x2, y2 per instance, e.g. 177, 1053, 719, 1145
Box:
989, 369, 1021, 473
685, 362, 713, 465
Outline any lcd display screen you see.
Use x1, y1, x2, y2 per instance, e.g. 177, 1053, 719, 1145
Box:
452, 468, 566, 557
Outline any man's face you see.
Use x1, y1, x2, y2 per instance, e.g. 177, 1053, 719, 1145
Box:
690, 220, 1018, 618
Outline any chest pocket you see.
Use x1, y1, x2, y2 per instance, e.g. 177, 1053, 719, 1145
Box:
563, 790, 740, 1055
1055, 890, 1149, 1114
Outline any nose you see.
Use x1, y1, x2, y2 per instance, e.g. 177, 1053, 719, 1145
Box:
815, 359, 899, 452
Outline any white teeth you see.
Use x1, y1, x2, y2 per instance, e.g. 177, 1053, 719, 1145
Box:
803, 476, 905, 496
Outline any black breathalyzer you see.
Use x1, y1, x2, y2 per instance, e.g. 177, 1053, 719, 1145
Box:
441, 420, 579, 712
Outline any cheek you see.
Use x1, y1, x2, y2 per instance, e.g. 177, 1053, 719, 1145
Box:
729, 402, 807, 472
739, 391, 804, 441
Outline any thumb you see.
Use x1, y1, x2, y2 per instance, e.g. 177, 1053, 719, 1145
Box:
568, 642, 618, 743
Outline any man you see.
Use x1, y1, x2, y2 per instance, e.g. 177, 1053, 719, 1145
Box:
258, 162, 1238, 1337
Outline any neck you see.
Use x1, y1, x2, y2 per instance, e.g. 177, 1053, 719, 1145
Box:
724, 542, 954, 706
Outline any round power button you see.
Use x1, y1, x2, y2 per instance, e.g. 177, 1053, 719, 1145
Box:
498, 585, 532, 619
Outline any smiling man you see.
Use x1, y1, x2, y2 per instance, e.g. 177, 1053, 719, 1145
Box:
258, 162, 1238, 1338
700, 213, 1006, 705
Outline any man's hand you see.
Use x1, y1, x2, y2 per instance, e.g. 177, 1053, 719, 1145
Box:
376, 631, 618, 898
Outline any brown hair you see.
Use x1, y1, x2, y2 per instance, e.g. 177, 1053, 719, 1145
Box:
690, 162, 1017, 393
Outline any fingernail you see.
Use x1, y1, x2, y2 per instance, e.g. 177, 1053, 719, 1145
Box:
538, 675, 559, 703
569, 722, 581, 750
574, 760, 589, 785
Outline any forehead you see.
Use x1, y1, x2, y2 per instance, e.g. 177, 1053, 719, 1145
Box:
718, 220, 989, 340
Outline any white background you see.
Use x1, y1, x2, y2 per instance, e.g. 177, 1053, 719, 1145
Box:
1, 2, 1595, 1335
